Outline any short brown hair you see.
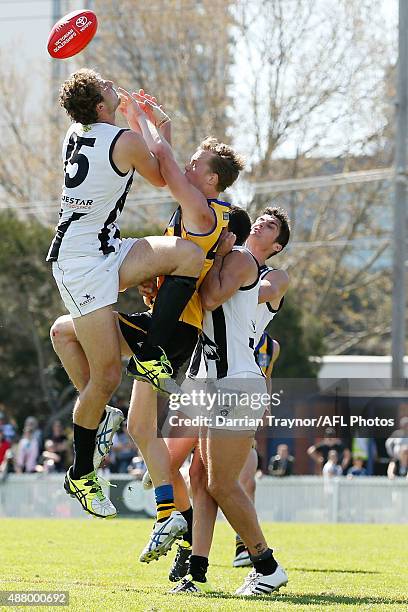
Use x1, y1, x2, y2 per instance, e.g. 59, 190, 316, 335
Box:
59, 68, 103, 124
263, 206, 291, 255
199, 137, 245, 192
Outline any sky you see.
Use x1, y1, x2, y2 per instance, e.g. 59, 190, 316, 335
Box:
0, 0, 398, 75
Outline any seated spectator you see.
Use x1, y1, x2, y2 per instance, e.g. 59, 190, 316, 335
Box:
307, 427, 351, 474
347, 457, 367, 478
322, 449, 343, 478
387, 445, 408, 479
36, 440, 64, 473
15, 426, 39, 473
268, 444, 294, 477
49, 420, 69, 471
385, 415, 408, 460
111, 422, 137, 473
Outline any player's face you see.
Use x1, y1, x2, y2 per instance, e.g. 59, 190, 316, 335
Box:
99, 79, 120, 112
184, 150, 216, 191
250, 214, 282, 250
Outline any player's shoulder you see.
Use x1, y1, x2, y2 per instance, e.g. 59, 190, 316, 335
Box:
262, 266, 289, 285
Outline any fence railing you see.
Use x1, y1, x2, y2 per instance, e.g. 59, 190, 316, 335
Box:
0, 475, 406, 523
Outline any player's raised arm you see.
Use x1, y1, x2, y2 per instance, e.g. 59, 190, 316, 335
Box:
115, 90, 166, 187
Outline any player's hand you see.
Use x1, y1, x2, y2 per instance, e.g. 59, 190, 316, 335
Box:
138, 279, 158, 300
117, 87, 144, 132
133, 89, 171, 128
216, 229, 236, 258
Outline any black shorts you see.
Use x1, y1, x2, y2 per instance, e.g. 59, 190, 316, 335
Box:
118, 311, 199, 379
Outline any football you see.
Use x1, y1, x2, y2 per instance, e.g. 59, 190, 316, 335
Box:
47, 9, 98, 59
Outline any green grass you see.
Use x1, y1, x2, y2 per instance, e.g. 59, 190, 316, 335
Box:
0, 519, 407, 611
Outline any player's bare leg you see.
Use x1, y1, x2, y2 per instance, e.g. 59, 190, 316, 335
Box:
127, 381, 187, 563
170, 435, 217, 592
63, 306, 123, 518
234, 447, 258, 567
165, 435, 197, 581
207, 433, 287, 596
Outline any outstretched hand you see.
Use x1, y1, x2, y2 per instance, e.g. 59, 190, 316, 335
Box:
117, 87, 145, 132
132, 88, 170, 128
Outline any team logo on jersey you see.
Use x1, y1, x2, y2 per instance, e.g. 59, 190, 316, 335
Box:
200, 332, 219, 361
82, 124, 92, 132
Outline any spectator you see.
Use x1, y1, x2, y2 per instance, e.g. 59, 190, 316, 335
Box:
15, 427, 39, 473
385, 416, 408, 460
347, 457, 367, 478
49, 420, 69, 471
128, 455, 147, 480
36, 440, 64, 473
0, 410, 16, 442
268, 444, 295, 477
387, 445, 408, 480
111, 422, 137, 473
0, 429, 11, 465
24, 416, 43, 450
307, 427, 351, 473
322, 450, 343, 478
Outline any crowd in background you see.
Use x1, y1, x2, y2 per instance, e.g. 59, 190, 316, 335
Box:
1, 406, 407, 481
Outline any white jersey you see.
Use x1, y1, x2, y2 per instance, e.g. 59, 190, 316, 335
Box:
47, 122, 134, 262
255, 264, 284, 345
189, 247, 262, 378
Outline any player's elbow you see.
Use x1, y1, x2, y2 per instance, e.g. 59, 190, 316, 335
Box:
150, 174, 166, 188
200, 293, 218, 311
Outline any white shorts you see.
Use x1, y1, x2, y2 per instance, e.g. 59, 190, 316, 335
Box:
52, 237, 137, 318
173, 373, 268, 433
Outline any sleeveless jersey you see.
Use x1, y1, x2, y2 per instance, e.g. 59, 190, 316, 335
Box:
157, 198, 230, 329
189, 246, 261, 378
47, 122, 134, 262
255, 264, 284, 345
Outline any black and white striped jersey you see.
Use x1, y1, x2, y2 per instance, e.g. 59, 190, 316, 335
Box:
47, 122, 134, 262
255, 264, 284, 345
189, 247, 262, 378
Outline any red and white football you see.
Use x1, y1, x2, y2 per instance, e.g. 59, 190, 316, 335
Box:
47, 10, 98, 59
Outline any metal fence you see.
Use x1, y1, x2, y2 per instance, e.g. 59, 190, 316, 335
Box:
1, 475, 406, 523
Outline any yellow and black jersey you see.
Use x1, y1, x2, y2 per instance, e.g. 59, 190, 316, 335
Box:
157, 198, 231, 329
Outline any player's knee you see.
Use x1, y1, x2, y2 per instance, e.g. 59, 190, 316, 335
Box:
207, 476, 233, 501
178, 241, 205, 275
127, 418, 153, 447
241, 476, 255, 497
189, 460, 207, 492
50, 315, 74, 351
92, 365, 121, 397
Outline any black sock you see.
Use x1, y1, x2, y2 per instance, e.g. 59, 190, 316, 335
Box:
181, 506, 193, 545
235, 534, 246, 556
71, 423, 98, 479
251, 548, 278, 576
139, 275, 197, 360
188, 555, 208, 583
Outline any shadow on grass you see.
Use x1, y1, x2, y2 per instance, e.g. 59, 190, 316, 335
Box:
212, 563, 380, 575
290, 567, 380, 575
186, 592, 408, 606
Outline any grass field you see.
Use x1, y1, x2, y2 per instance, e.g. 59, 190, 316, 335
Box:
1, 519, 407, 611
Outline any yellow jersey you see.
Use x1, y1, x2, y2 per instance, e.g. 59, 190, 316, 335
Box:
158, 198, 230, 329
